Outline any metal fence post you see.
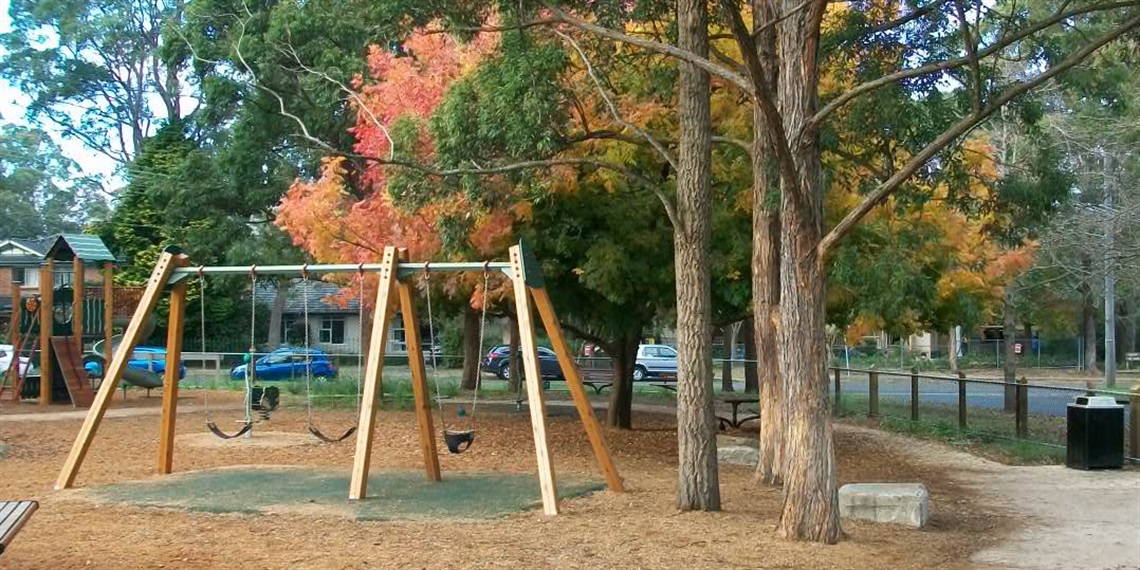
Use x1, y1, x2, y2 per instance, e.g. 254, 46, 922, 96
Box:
833, 367, 841, 417
957, 371, 967, 430
1016, 376, 1028, 438
910, 367, 919, 422
1130, 384, 1140, 461
869, 370, 879, 418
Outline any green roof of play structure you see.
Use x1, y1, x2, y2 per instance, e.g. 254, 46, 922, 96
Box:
46, 234, 116, 262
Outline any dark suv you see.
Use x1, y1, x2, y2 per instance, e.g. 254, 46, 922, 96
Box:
481, 345, 563, 380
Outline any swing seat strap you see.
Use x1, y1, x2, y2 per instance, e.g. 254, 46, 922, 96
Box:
307, 425, 356, 443
206, 421, 253, 440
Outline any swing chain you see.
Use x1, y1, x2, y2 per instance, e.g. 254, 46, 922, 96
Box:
301, 264, 313, 428
198, 268, 212, 423
245, 266, 256, 430
356, 264, 364, 405
465, 262, 491, 430
423, 263, 445, 419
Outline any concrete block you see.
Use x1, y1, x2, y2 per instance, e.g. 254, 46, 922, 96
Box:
717, 445, 759, 466
839, 483, 929, 529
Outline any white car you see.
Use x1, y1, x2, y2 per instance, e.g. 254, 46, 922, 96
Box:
633, 344, 678, 382
0, 344, 35, 377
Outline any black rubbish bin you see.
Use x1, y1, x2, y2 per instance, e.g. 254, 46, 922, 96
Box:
1066, 395, 1124, 470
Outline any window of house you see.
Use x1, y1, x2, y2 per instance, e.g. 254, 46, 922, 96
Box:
320, 318, 346, 345
282, 316, 299, 345
22, 269, 39, 288
53, 270, 73, 287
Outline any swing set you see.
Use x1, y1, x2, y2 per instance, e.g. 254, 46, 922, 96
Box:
53, 242, 623, 515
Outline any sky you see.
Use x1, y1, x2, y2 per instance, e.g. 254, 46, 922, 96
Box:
0, 0, 122, 185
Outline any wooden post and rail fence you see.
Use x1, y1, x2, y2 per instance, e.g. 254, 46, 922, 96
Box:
830, 366, 1140, 462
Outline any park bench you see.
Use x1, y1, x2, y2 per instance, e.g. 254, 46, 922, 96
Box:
0, 500, 37, 555
1126, 352, 1139, 370
181, 351, 224, 374
580, 380, 612, 394
717, 395, 760, 430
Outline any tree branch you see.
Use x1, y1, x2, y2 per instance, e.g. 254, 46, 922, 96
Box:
811, 0, 1140, 126
719, 0, 800, 190
952, 0, 984, 112
555, 29, 680, 227
818, 12, 1140, 258
543, 4, 754, 94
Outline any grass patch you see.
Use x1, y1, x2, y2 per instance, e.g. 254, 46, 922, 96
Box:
834, 393, 1067, 464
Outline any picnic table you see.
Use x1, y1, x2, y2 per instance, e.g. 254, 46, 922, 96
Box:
580, 380, 612, 394
718, 395, 760, 430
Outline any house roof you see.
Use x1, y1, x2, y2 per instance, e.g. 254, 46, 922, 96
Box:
44, 234, 117, 262
0, 237, 53, 267
253, 281, 361, 315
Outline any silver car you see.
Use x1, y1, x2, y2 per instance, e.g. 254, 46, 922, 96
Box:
0, 344, 35, 377
633, 344, 678, 381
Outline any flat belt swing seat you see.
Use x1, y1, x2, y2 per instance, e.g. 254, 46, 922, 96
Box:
0, 500, 38, 555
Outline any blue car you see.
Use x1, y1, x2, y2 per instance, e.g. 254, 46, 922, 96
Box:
230, 347, 338, 381
83, 346, 187, 380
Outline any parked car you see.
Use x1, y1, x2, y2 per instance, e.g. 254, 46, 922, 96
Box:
481, 345, 563, 380
82, 346, 187, 380
0, 344, 35, 376
634, 344, 678, 381
230, 346, 338, 381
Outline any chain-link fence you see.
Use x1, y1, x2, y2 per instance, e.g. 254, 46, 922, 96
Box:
832, 366, 1138, 462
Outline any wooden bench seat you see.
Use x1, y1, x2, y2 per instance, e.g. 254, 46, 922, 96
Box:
0, 500, 38, 554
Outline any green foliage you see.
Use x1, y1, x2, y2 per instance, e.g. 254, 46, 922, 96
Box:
1, 0, 185, 164
432, 36, 569, 169
828, 218, 946, 335
0, 124, 107, 235
523, 181, 675, 345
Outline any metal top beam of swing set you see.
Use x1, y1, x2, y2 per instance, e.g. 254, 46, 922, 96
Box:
167, 261, 515, 284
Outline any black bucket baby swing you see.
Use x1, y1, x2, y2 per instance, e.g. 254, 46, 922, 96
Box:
421, 261, 491, 454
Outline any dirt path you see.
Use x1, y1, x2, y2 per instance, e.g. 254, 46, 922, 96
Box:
835, 424, 1140, 570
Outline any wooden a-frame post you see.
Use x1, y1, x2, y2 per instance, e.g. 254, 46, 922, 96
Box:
39, 260, 53, 406
157, 280, 189, 474
509, 244, 560, 515
55, 248, 185, 490
529, 285, 624, 492
349, 247, 401, 500
396, 249, 441, 482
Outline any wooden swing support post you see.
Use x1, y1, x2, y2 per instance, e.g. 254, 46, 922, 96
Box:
347, 242, 623, 514
55, 242, 622, 513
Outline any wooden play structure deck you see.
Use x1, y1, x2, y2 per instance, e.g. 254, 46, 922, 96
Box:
4, 234, 123, 408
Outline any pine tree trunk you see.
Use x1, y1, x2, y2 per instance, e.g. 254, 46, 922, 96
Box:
947, 328, 958, 372
721, 324, 736, 392
606, 334, 639, 429
1083, 291, 1100, 376
1121, 299, 1137, 355
360, 307, 374, 364
461, 303, 480, 390
753, 124, 783, 484
674, 0, 720, 512
773, 6, 839, 540
743, 315, 759, 393
776, 200, 838, 542
1002, 289, 1017, 412
267, 279, 290, 348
